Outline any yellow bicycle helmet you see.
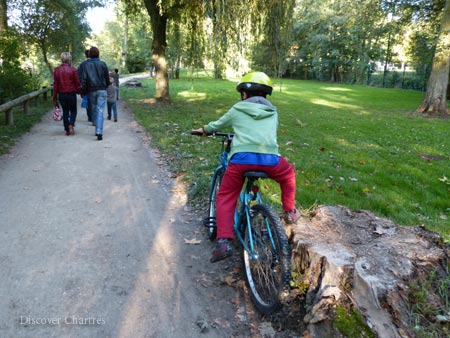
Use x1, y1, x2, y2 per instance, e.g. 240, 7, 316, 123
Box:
236, 71, 273, 96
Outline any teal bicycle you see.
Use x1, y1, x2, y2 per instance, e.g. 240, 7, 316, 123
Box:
192, 131, 291, 314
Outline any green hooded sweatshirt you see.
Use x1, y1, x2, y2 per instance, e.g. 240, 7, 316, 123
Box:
204, 97, 279, 159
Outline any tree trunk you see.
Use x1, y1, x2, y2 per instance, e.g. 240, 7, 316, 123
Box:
143, 0, 170, 101
417, 0, 450, 117
447, 71, 450, 100
285, 205, 449, 338
0, 0, 7, 33
39, 41, 53, 78
122, 14, 129, 72
211, 0, 225, 80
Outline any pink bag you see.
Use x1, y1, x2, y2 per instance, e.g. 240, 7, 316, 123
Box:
52, 105, 62, 121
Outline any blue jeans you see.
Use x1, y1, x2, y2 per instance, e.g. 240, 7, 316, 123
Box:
107, 101, 118, 120
88, 90, 107, 135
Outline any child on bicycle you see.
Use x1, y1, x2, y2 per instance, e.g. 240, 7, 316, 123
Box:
192, 71, 300, 263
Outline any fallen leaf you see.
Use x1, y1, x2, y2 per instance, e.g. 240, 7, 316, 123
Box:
213, 318, 231, 328
295, 118, 307, 127
224, 274, 236, 286
236, 280, 246, 288
438, 176, 449, 185
184, 238, 201, 245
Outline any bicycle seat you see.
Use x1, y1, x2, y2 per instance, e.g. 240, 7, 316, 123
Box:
243, 171, 268, 179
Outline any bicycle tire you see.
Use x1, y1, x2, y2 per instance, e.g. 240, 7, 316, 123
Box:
241, 203, 291, 315
205, 168, 224, 241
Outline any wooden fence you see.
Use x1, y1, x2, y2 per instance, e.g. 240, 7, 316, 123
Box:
0, 86, 52, 126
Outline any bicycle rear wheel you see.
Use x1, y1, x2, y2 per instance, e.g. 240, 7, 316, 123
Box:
241, 203, 291, 315
204, 168, 223, 241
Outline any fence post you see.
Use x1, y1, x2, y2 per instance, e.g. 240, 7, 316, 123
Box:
42, 86, 48, 101
23, 101, 29, 114
6, 109, 13, 126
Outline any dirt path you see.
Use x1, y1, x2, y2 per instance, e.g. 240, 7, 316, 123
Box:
0, 78, 269, 338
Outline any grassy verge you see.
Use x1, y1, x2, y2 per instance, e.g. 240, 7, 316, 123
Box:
0, 97, 52, 154
120, 74, 450, 241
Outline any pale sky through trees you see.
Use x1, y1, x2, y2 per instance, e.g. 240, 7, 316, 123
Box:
86, 3, 115, 34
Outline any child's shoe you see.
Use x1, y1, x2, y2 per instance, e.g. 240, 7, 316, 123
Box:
283, 209, 300, 224
210, 238, 233, 263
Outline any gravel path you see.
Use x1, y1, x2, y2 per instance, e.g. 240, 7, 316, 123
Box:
0, 76, 260, 338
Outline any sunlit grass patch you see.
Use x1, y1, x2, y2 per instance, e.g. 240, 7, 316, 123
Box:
121, 76, 450, 241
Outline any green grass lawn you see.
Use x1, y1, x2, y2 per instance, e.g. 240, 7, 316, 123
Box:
121, 75, 450, 241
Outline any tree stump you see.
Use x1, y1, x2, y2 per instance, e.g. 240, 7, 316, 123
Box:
285, 205, 449, 338
125, 80, 142, 88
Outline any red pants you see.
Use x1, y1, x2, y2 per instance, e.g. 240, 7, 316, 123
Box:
216, 157, 297, 239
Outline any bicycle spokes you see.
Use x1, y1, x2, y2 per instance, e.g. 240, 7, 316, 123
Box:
241, 204, 290, 314
248, 212, 280, 264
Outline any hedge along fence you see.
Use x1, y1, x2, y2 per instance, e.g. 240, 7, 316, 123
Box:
0, 86, 53, 126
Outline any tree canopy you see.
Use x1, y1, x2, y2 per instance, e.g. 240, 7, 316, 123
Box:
1, 0, 449, 115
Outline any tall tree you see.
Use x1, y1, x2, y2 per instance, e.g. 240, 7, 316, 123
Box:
207, 0, 228, 79
122, 0, 203, 101
8, 0, 92, 75
122, 14, 129, 71
416, 0, 450, 117
143, 0, 169, 100
253, 0, 295, 78
0, 0, 7, 33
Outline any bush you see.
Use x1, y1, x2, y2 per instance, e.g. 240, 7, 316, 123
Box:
0, 31, 35, 104
125, 55, 147, 73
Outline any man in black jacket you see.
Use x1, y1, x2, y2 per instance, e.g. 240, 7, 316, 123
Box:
78, 46, 110, 141
77, 49, 92, 122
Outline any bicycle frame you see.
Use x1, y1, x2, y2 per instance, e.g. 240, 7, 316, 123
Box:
208, 134, 231, 203
234, 177, 278, 261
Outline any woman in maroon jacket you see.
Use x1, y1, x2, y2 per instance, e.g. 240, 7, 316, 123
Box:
53, 52, 81, 135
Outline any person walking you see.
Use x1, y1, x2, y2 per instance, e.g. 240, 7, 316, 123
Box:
78, 47, 110, 141
53, 52, 81, 136
110, 68, 119, 100
77, 49, 92, 122
106, 79, 118, 122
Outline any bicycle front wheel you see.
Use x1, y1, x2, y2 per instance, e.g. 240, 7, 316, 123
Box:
241, 203, 291, 315
205, 168, 224, 241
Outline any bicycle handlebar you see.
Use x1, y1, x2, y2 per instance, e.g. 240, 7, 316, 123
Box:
191, 131, 234, 138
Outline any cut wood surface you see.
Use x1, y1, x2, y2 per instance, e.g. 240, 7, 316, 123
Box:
286, 205, 449, 338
